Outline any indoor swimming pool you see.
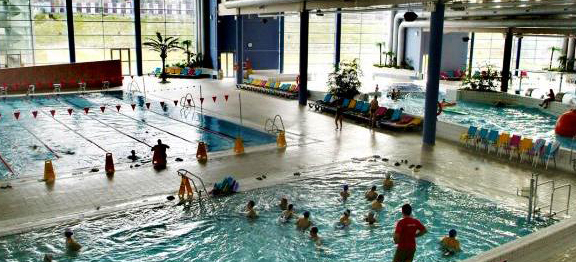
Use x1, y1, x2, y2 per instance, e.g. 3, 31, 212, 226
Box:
0, 92, 276, 180
0, 161, 553, 262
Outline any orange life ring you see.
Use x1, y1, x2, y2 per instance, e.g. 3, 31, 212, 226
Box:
437, 102, 443, 116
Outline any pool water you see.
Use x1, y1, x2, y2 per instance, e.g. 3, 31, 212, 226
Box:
379, 94, 574, 148
0, 161, 552, 262
0, 92, 276, 180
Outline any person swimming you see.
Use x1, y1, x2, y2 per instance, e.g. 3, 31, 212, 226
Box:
365, 211, 377, 225
440, 229, 461, 255
282, 204, 295, 220
127, 150, 140, 161
246, 200, 257, 219
64, 229, 82, 252
339, 209, 352, 226
383, 174, 394, 190
279, 197, 288, 210
310, 226, 321, 245
296, 211, 312, 229
340, 184, 350, 200
371, 194, 384, 210
43, 254, 53, 262
365, 185, 378, 201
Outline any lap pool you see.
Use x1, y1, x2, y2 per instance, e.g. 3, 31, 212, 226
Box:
0, 160, 552, 262
0, 92, 276, 180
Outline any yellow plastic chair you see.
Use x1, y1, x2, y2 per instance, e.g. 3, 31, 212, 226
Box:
348, 99, 357, 109
518, 138, 533, 162
496, 133, 510, 156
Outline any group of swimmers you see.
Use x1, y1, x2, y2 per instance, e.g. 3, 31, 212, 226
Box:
244, 173, 461, 262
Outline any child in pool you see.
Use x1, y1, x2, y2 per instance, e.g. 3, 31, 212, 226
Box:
365, 185, 378, 201
296, 211, 312, 229
371, 195, 384, 210
340, 185, 350, 200
282, 204, 295, 220
246, 200, 257, 218
440, 229, 461, 255
365, 211, 377, 225
310, 226, 321, 245
383, 174, 394, 190
339, 209, 352, 226
279, 197, 288, 210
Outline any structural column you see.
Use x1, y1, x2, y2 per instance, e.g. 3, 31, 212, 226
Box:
235, 15, 244, 85
279, 16, 285, 73
298, 9, 309, 106
422, 0, 445, 146
65, 0, 75, 63
334, 9, 342, 70
514, 36, 522, 77
467, 32, 475, 77
134, 0, 143, 76
387, 10, 396, 53
500, 28, 513, 93
567, 37, 576, 71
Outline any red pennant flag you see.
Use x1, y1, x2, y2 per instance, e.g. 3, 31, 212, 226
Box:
131, 104, 136, 111
160, 101, 165, 108
200, 97, 204, 105
173, 100, 178, 106
225, 95, 229, 101
100, 106, 106, 113
116, 105, 121, 112
14, 111, 20, 120
67, 108, 73, 115
84, 107, 89, 114
145, 102, 151, 109
212, 96, 217, 103
50, 110, 56, 117
187, 99, 192, 105
32, 111, 38, 118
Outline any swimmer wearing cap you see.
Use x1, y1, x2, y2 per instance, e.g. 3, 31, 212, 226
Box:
340, 184, 350, 200
440, 229, 461, 255
64, 229, 82, 252
296, 211, 312, 229
365, 211, 377, 225
371, 194, 384, 210
339, 209, 352, 226
383, 174, 394, 190
365, 185, 378, 201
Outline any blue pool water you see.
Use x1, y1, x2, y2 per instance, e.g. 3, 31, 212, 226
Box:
0, 161, 552, 262
0, 92, 276, 180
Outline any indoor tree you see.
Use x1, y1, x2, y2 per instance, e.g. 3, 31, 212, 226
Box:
375, 42, 386, 66
143, 32, 182, 83
327, 59, 362, 99
549, 46, 562, 70
182, 40, 194, 67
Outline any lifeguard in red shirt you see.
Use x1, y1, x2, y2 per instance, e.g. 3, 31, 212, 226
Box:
393, 204, 428, 262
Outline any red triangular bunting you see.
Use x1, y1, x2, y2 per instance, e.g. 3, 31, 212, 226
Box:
187, 99, 191, 105
50, 110, 56, 117
32, 111, 38, 118
116, 105, 121, 112
145, 102, 151, 109
200, 97, 204, 105
100, 106, 106, 113
160, 101, 165, 108
212, 96, 216, 103
67, 108, 73, 115
225, 95, 229, 101
131, 104, 136, 110
84, 107, 89, 114
14, 111, 20, 120
173, 100, 178, 106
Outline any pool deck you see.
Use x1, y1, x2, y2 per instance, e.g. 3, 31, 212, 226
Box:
0, 77, 575, 261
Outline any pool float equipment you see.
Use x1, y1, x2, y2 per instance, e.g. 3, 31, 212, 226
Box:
105, 153, 115, 176
277, 131, 287, 148
196, 142, 208, 162
178, 176, 194, 201
44, 160, 56, 183
555, 109, 576, 137
442, 107, 469, 115
211, 176, 240, 196
152, 150, 167, 170
234, 137, 244, 154
441, 102, 457, 107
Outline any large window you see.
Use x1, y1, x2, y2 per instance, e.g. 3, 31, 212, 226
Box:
519, 36, 564, 71
1, 0, 34, 67
32, 0, 68, 65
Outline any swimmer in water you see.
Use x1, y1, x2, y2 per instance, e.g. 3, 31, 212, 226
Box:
64, 229, 82, 252
340, 184, 350, 200
282, 204, 295, 220
339, 209, 352, 226
296, 211, 312, 229
365, 211, 377, 225
383, 174, 394, 190
371, 194, 384, 210
127, 150, 140, 161
246, 200, 257, 219
43, 254, 53, 262
365, 185, 378, 201
279, 197, 288, 210
310, 226, 321, 245
440, 229, 461, 255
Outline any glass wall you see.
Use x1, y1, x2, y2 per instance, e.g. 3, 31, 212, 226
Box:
519, 36, 564, 71
31, 0, 68, 65
0, 0, 34, 67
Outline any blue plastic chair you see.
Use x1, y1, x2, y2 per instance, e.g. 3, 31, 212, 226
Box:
460, 126, 478, 147
323, 93, 332, 103
484, 130, 499, 152
530, 139, 546, 166
543, 141, 561, 169
391, 110, 402, 121
354, 101, 364, 112
475, 128, 489, 150
360, 103, 370, 114
342, 99, 350, 108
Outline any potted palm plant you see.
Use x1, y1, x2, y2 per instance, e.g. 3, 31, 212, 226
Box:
548, 46, 562, 70
182, 40, 193, 67
143, 32, 182, 83
327, 59, 362, 99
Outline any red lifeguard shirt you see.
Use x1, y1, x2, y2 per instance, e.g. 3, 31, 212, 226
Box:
395, 217, 426, 250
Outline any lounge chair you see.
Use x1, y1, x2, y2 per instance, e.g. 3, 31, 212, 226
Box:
381, 115, 422, 131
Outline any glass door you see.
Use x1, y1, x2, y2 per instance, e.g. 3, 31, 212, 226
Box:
220, 52, 234, 78
110, 48, 132, 76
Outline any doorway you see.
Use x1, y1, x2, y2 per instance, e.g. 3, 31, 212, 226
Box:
220, 52, 234, 78
110, 48, 131, 76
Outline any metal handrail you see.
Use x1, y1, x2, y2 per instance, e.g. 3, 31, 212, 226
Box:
552, 184, 572, 216
264, 115, 285, 134
535, 180, 555, 216
180, 92, 196, 108
571, 135, 575, 172
177, 169, 209, 198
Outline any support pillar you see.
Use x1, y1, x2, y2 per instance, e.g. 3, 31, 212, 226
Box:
422, 0, 445, 146
392, 15, 401, 60
500, 28, 513, 93
134, 0, 143, 76
467, 32, 475, 77
387, 10, 396, 53
567, 37, 575, 72
396, 25, 405, 67
514, 36, 522, 77
65, 0, 75, 63
298, 9, 309, 106
235, 15, 244, 85
279, 16, 284, 73
334, 9, 342, 70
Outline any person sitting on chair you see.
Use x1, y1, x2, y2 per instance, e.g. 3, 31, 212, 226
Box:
539, 89, 555, 109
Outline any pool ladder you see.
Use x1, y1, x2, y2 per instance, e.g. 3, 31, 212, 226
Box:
177, 169, 209, 200
127, 76, 141, 93
525, 172, 572, 222
264, 115, 285, 134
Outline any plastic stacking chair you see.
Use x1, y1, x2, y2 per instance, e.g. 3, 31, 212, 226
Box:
78, 80, 87, 93
506, 135, 522, 160
475, 128, 489, 150
518, 138, 533, 162
460, 126, 478, 147
527, 139, 545, 164
540, 141, 561, 169
342, 99, 351, 108
484, 130, 499, 153
27, 84, 35, 95
0, 84, 7, 96
102, 80, 110, 90
53, 82, 62, 93
348, 99, 357, 109
496, 133, 510, 156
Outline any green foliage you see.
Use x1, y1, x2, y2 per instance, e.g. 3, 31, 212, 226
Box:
143, 32, 183, 82
327, 59, 362, 99
461, 63, 500, 92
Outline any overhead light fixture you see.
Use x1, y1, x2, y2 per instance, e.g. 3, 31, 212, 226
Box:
316, 9, 324, 16
404, 11, 418, 21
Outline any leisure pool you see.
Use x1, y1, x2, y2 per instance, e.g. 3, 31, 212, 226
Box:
0, 92, 276, 180
0, 160, 552, 262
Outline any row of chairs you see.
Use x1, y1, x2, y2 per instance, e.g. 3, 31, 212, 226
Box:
460, 126, 561, 169
1, 78, 120, 96
154, 67, 203, 77
236, 78, 299, 99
